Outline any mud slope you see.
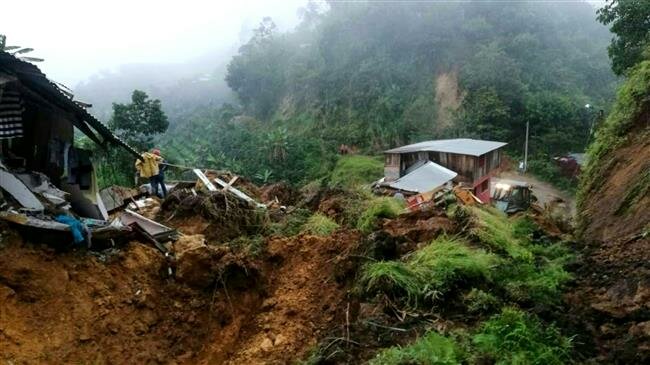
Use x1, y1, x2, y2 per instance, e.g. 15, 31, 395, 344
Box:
570, 62, 650, 363
0, 233, 219, 364
0, 221, 363, 365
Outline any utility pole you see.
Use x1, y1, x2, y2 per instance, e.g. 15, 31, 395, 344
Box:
523, 121, 529, 173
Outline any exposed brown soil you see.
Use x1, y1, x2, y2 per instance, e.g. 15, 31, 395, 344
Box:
210, 231, 363, 364
381, 209, 456, 244
579, 133, 649, 243
569, 123, 650, 363
0, 209, 365, 364
566, 235, 650, 363
0, 231, 219, 365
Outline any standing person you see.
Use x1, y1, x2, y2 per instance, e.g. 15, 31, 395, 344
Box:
135, 148, 165, 198
151, 148, 167, 198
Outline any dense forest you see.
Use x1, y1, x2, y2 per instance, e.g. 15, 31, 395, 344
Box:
79, 0, 617, 187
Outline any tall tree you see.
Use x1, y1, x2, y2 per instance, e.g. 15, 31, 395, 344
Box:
598, 0, 650, 75
93, 90, 168, 188
109, 90, 168, 151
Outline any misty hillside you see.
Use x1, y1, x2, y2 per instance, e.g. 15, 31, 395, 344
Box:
74, 48, 236, 122
145, 0, 617, 185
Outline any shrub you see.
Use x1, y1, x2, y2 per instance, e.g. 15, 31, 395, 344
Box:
464, 288, 501, 314
527, 157, 577, 193
369, 331, 461, 365
268, 208, 312, 236
302, 213, 340, 236
357, 197, 404, 233
472, 308, 573, 365
470, 207, 533, 262
328, 155, 384, 188
360, 237, 497, 307
229, 235, 265, 257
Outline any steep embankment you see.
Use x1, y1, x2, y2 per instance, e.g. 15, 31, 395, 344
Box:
569, 61, 650, 363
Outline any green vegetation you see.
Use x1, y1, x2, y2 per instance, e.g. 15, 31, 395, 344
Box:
78, 1, 614, 186
84, 90, 169, 188
527, 158, 578, 193
229, 235, 265, 257
615, 168, 650, 216
578, 60, 650, 226
269, 208, 312, 237
328, 155, 383, 189
464, 288, 501, 314
361, 236, 497, 307
357, 197, 404, 233
367, 308, 572, 365
470, 207, 534, 262
472, 308, 573, 365
369, 331, 461, 365
597, 0, 650, 76
301, 213, 339, 236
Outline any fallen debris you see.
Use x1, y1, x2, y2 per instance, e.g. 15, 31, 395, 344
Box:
0, 167, 44, 211
119, 209, 176, 242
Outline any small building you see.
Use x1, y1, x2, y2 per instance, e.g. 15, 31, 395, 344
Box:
384, 138, 507, 202
0, 51, 138, 219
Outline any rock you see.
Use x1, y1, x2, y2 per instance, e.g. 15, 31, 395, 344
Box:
260, 337, 274, 352
78, 324, 92, 341
261, 298, 277, 311
629, 321, 650, 338
274, 334, 287, 346
174, 235, 217, 289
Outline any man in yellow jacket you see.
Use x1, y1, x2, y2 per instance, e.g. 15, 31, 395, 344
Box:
135, 148, 166, 198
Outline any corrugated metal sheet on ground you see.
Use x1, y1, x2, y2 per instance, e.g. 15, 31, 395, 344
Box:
388, 161, 457, 193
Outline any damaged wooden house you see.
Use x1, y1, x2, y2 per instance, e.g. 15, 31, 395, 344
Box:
0, 51, 141, 244
382, 138, 507, 204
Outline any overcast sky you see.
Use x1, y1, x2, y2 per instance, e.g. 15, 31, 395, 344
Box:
2, 0, 306, 86
3, 1, 607, 87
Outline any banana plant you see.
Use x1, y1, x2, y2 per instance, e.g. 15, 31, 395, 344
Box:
0, 34, 44, 62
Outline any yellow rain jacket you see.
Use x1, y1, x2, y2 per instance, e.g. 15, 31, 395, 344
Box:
135, 152, 163, 178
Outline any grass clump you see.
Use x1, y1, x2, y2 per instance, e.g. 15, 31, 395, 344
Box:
470, 207, 533, 262
301, 213, 339, 236
328, 155, 383, 188
268, 208, 312, 236
472, 308, 573, 365
229, 235, 265, 257
496, 242, 574, 305
360, 236, 497, 306
464, 288, 501, 314
369, 331, 461, 365
357, 197, 404, 233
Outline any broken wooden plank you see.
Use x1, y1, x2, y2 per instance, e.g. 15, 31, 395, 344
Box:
213, 177, 266, 208
221, 176, 239, 192
193, 169, 217, 191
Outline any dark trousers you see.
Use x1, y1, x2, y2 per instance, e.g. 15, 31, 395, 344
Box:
149, 174, 167, 198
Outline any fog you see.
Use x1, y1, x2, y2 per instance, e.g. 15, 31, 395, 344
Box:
2, 0, 306, 86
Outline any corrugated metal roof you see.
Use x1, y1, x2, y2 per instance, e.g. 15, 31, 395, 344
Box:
385, 138, 507, 156
388, 161, 457, 193
0, 52, 140, 158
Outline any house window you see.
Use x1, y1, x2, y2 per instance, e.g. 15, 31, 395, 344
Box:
479, 155, 485, 168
